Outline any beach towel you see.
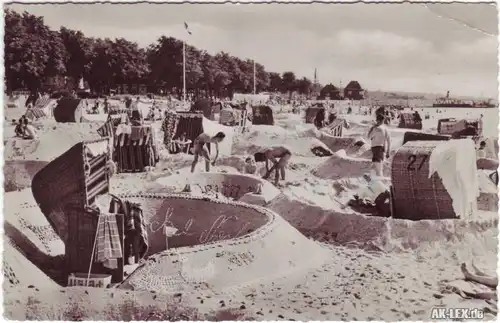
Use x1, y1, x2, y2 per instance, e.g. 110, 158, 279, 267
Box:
429, 139, 479, 219
94, 213, 123, 269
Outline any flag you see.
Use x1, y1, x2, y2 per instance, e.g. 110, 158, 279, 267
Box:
184, 22, 192, 35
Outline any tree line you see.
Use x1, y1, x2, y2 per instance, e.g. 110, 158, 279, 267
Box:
5, 9, 364, 100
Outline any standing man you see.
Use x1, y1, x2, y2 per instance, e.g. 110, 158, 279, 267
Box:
367, 114, 391, 177
476, 141, 487, 159
191, 132, 226, 173
254, 146, 292, 186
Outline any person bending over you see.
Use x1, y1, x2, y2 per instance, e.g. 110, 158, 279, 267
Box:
254, 146, 292, 186
367, 114, 391, 177
191, 132, 226, 173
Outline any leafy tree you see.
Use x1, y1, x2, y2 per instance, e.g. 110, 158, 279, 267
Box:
268, 72, 283, 92
87, 38, 115, 93
282, 71, 297, 99
255, 63, 270, 93
4, 10, 54, 92
296, 77, 312, 97
4, 8, 327, 99
60, 27, 93, 84
147, 36, 183, 93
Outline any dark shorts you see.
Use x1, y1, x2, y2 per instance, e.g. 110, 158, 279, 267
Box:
371, 146, 385, 162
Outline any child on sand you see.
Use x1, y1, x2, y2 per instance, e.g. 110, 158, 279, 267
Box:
191, 132, 226, 173
22, 118, 37, 140
367, 114, 391, 177
254, 146, 292, 186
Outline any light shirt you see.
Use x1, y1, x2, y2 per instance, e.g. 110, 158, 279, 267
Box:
477, 149, 486, 159
369, 125, 389, 148
115, 123, 132, 136
220, 107, 235, 125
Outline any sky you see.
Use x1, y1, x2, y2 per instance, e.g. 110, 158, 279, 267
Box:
6, 2, 499, 98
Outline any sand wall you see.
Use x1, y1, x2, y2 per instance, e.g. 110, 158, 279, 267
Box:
154, 172, 280, 202
4, 121, 102, 161
4, 190, 66, 283
119, 196, 330, 293
267, 194, 498, 261
3, 241, 59, 290
116, 193, 271, 256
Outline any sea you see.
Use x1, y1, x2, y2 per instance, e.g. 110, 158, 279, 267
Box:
415, 107, 499, 138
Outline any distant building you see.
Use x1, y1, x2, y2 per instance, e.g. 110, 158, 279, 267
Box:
116, 83, 148, 95
343, 80, 364, 100
318, 84, 341, 100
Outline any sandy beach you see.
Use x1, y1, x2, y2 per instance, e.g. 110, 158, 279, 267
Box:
3, 102, 498, 321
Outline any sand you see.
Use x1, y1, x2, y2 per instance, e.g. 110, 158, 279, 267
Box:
3, 105, 498, 320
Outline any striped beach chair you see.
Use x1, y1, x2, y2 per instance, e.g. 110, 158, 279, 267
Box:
34, 97, 51, 109
25, 107, 47, 120
113, 125, 158, 173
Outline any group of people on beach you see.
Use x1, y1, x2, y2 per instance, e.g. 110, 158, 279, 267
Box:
190, 107, 393, 187
190, 130, 292, 187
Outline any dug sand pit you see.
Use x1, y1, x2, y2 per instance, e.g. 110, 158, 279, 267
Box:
115, 193, 270, 256
118, 196, 329, 293
154, 172, 280, 202
268, 194, 499, 254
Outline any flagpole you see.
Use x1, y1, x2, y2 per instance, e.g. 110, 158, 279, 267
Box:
183, 40, 186, 103
253, 60, 256, 94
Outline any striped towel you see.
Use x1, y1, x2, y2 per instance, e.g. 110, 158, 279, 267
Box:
94, 213, 123, 269
25, 108, 46, 120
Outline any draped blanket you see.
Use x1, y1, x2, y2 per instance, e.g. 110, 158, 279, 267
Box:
109, 196, 149, 262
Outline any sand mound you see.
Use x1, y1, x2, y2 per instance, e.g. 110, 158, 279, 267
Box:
301, 128, 367, 155
4, 160, 48, 192
3, 241, 59, 290
312, 153, 391, 180
233, 135, 333, 157
3, 191, 61, 289
154, 172, 280, 203
118, 195, 329, 293
4, 189, 65, 282
4, 121, 103, 161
